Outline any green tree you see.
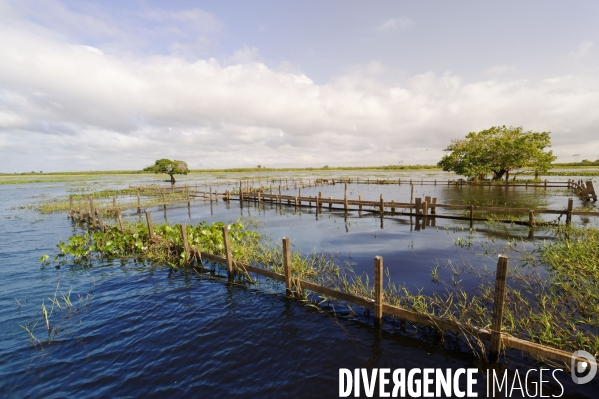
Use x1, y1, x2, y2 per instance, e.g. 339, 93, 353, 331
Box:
143, 158, 188, 184
437, 126, 557, 181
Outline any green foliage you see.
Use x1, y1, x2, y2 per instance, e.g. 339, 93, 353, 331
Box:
143, 158, 188, 183
438, 126, 557, 180
52, 221, 258, 268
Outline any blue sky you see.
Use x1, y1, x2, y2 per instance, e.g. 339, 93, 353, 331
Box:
1, 0, 598, 172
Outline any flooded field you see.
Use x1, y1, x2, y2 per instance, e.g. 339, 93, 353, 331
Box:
1, 171, 597, 398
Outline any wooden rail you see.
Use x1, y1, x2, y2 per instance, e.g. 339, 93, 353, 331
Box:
70, 182, 599, 229
66, 202, 597, 368
187, 228, 596, 368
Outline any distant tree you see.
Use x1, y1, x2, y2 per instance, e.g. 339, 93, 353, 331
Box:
437, 126, 557, 181
257, 165, 262, 169
143, 158, 188, 184
323, 165, 329, 169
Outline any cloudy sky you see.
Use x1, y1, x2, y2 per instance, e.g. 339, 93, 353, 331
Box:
1, 0, 598, 172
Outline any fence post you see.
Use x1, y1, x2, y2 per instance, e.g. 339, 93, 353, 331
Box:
283, 237, 292, 294
380, 194, 384, 216
490, 255, 509, 362
359, 195, 363, 211
431, 198, 437, 215
145, 211, 154, 239
78, 200, 84, 221
529, 210, 535, 226
89, 197, 95, 219
180, 223, 190, 254
374, 256, 383, 325
222, 225, 234, 278
410, 184, 414, 204
69, 195, 73, 214
566, 198, 573, 225
96, 209, 105, 232
137, 192, 141, 214
162, 187, 166, 210
414, 197, 421, 215
470, 204, 474, 226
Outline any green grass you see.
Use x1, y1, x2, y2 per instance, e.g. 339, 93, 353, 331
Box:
43, 214, 599, 361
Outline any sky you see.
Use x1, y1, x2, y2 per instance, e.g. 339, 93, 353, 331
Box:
1, 0, 598, 172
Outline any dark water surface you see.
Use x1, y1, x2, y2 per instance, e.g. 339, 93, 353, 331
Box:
1, 174, 597, 398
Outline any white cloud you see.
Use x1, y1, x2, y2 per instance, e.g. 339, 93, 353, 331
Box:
379, 17, 414, 32
1, 4, 599, 171
569, 41, 593, 58
226, 46, 261, 65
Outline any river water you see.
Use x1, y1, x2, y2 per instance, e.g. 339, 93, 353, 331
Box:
0, 172, 597, 398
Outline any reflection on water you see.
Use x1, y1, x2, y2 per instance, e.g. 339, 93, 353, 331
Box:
0, 174, 597, 397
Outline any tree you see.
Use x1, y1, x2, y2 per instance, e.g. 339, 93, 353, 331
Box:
437, 126, 557, 181
143, 158, 188, 184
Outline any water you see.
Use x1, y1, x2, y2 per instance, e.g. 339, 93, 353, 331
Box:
1, 173, 597, 398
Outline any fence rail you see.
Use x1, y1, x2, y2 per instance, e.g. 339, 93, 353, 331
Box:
67, 193, 597, 369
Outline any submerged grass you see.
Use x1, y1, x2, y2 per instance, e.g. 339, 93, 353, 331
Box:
16, 186, 190, 214
42, 216, 599, 361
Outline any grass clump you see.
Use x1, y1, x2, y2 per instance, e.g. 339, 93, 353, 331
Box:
48, 220, 259, 269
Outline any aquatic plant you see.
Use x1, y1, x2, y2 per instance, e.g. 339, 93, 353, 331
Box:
42, 215, 599, 362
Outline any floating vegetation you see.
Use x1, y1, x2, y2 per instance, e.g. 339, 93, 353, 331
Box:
40, 214, 599, 360
47, 220, 258, 268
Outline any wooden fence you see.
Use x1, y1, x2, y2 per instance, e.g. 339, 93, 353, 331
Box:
66, 191, 598, 369
70, 180, 599, 231
144, 212, 599, 367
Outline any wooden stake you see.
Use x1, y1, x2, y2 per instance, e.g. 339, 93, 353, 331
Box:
137, 192, 141, 214
117, 209, 124, 231
410, 184, 414, 204
380, 194, 384, 216
96, 209, 105, 232
359, 195, 362, 211
414, 197, 421, 215
145, 211, 154, 239
283, 237, 292, 294
431, 198, 437, 215
222, 225, 233, 278
566, 198, 573, 225
374, 256, 383, 324
490, 255, 509, 361
180, 223, 190, 255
